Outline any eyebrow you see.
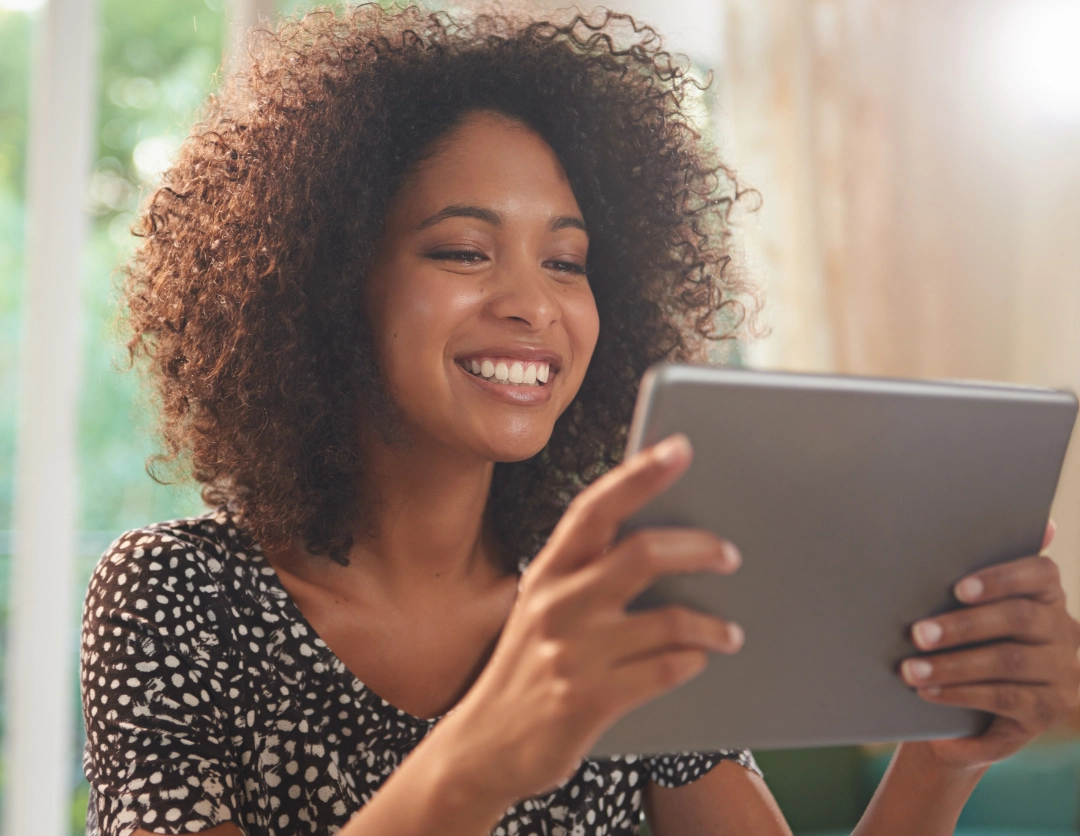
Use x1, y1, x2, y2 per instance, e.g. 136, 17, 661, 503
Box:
415, 204, 588, 234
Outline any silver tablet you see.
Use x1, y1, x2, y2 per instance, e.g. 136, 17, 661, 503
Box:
590, 364, 1078, 757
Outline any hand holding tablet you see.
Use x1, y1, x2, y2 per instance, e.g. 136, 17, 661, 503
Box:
439, 431, 748, 805
590, 364, 1080, 758
903, 519, 1080, 769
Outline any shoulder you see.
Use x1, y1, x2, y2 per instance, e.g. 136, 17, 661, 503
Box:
83, 507, 255, 648
90, 507, 244, 583
644, 751, 786, 835
646, 749, 761, 788
87, 506, 254, 593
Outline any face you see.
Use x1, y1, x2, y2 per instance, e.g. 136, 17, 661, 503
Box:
365, 111, 600, 463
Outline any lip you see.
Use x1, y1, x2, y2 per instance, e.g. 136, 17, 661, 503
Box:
454, 361, 555, 405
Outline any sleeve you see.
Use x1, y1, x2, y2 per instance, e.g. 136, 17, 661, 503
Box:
646, 748, 762, 788
81, 528, 242, 836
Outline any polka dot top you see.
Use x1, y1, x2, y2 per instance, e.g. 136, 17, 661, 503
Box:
81, 508, 759, 835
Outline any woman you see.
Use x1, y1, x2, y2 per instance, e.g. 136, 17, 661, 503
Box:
81, 5, 1080, 835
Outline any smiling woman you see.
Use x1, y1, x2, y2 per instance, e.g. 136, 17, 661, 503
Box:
117, 5, 754, 576
79, 4, 1080, 836
82, 5, 766, 835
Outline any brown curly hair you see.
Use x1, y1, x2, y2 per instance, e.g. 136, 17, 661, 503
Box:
123, 3, 758, 570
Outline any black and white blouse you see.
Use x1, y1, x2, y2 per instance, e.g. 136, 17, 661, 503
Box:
81, 508, 759, 835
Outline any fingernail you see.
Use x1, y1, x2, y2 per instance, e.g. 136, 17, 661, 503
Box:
922, 686, 941, 697
955, 577, 984, 603
913, 620, 942, 648
903, 659, 933, 682
721, 541, 742, 569
726, 622, 744, 652
656, 434, 691, 466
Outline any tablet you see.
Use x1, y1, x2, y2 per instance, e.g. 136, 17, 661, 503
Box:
590, 364, 1078, 757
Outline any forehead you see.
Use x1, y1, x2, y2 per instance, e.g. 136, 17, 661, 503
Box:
388, 112, 581, 225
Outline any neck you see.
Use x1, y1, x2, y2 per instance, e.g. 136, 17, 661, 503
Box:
348, 431, 501, 595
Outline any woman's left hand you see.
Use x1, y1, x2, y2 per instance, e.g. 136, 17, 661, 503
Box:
901, 520, 1080, 770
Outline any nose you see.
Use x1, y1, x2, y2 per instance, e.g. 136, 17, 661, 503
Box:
486, 259, 560, 331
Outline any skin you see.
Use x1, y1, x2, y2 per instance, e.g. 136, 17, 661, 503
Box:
130, 112, 1080, 836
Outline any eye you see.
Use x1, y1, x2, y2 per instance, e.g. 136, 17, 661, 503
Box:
426, 249, 488, 266
544, 259, 588, 277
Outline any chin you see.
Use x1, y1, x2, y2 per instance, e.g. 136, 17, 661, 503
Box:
490, 446, 549, 464
482, 433, 552, 464
473, 413, 558, 463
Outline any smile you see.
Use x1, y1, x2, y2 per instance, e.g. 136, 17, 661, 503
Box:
460, 358, 551, 387
454, 355, 558, 405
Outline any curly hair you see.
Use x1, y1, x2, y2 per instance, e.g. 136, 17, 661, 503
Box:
123, 3, 759, 570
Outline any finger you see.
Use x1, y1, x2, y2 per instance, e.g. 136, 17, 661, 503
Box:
597, 606, 743, 664
916, 683, 1067, 734
910, 598, 1058, 651
954, 555, 1064, 607
607, 646, 710, 716
1042, 519, 1056, 553
901, 642, 1061, 688
521, 530, 738, 634
540, 434, 693, 573
571, 528, 740, 609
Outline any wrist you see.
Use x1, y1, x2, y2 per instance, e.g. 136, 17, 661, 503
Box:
422, 710, 520, 821
897, 740, 991, 788
854, 743, 990, 836
888, 740, 990, 823
338, 713, 514, 836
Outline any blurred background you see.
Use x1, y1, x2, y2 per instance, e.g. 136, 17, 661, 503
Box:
1, 0, 1078, 833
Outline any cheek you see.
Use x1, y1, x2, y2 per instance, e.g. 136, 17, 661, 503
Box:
565, 286, 600, 372
375, 274, 483, 379
369, 278, 434, 393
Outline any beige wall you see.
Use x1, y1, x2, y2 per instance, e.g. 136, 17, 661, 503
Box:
718, 0, 1080, 616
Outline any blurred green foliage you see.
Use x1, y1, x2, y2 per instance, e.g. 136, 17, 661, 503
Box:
0, 9, 31, 532
1, 0, 232, 828
79, 0, 226, 535
0, 0, 226, 533
1, 0, 335, 827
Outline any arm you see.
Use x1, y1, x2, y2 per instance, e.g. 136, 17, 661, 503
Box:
846, 742, 986, 836
642, 750, 981, 836
639, 733, 982, 836
642, 741, 987, 836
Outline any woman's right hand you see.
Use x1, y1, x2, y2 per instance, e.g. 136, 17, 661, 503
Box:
431, 433, 743, 810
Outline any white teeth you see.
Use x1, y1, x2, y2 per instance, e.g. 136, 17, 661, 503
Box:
463, 358, 552, 386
